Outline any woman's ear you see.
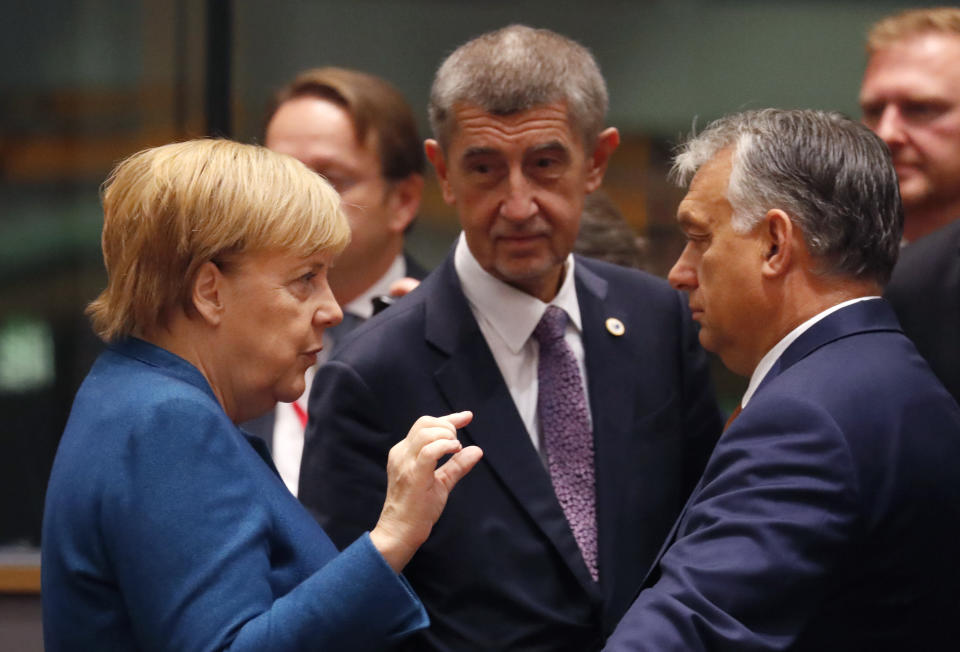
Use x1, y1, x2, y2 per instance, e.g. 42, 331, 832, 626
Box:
192, 261, 225, 326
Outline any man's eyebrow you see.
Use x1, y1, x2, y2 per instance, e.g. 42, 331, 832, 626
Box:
462, 146, 499, 158
676, 211, 703, 231
528, 141, 568, 155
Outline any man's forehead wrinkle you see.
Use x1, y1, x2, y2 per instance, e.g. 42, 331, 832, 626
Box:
458, 118, 573, 139
459, 140, 570, 168
454, 104, 572, 135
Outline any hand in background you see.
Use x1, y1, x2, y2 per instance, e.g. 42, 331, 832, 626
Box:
370, 411, 482, 571
388, 276, 421, 297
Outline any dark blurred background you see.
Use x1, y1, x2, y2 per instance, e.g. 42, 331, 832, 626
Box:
0, 0, 933, 644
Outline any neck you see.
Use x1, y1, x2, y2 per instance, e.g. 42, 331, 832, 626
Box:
741, 274, 880, 378
790, 273, 877, 326
330, 240, 403, 306
514, 264, 566, 304
142, 314, 239, 422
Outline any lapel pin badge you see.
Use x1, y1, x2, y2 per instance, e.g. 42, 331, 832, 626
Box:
605, 317, 625, 336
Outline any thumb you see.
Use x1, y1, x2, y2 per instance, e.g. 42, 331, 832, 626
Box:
435, 445, 483, 490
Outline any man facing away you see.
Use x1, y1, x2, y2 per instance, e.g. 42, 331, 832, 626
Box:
859, 7, 960, 404
604, 109, 960, 651
299, 25, 723, 651
243, 68, 428, 493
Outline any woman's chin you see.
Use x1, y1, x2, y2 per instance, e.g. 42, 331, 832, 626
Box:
274, 381, 306, 405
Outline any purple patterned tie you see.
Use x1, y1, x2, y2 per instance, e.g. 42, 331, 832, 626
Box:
534, 305, 598, 581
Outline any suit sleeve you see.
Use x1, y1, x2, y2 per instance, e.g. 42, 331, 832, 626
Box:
104, 397, 426, 651
603, 397, 860, 651
300, 359, 395, 549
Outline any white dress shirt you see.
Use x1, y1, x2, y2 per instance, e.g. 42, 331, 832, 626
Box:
454, 233, 591, 451
741, 296, 881, 408
272, 253, 409, 495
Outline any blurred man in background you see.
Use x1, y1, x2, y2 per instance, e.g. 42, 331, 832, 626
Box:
860, 7, 960, 404
859, 7, 960, 243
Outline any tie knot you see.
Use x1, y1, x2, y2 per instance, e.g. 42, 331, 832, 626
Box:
534, 305, 568, 343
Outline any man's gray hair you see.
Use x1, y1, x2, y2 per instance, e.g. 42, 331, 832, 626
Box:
672, 109, 903, 286
429, 25, 608, 150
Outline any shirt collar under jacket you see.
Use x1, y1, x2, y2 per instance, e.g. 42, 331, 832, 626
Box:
454, 232, 582, 353
343, 253, 407, 320
741, 295, 882, 407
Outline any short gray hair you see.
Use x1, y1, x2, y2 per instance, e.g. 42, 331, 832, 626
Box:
428, 25, 608, 150
672, 109, 903, 286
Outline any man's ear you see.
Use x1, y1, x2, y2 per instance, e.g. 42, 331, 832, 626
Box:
585, 127, 620, 193
192, 261, 225, 326
425, 139, 456, 205
760, 209, 795, 278
386, 173, 424, 233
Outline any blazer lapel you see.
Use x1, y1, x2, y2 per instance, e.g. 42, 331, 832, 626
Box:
425, 254, 601, 596
575, 264, 645, 586
759, 298, 902, 391
641, 298, 903, 589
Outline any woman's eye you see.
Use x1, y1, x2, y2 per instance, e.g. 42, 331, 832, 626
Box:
289, 271, 318, 297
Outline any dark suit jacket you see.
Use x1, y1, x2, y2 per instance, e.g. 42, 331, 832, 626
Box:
300, 253, 723, 651
885, 218, 960, 405
244, 252, 427, 449
603, 300, 960, 651
42, 338, 427, 651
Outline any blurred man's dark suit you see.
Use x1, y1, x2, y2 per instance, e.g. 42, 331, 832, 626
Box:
885, 218, 960, 405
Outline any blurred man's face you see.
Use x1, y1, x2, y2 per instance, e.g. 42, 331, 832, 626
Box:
860, 33, 960, 233
266, 97, 402, 290
426, 102, 616, 302
667, 148, 770, 377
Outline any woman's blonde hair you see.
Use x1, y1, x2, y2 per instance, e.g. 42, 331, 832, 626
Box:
87, 139, 350, 342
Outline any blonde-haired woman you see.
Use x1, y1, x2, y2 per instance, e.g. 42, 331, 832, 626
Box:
41, 139, 481, 651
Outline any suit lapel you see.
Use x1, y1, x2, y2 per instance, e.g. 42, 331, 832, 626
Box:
425, 254, 601, 596
640, 298, 902, 589
758, 298, 902, 391
575, 263, 646, 590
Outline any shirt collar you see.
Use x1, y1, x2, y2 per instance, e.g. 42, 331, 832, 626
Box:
343, 253, 407, 320
454, 232, 582, 353
742, 296, 881, 407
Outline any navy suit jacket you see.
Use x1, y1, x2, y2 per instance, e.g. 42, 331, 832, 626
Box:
885, 218, 960, 405
300, 252, 723, 651
604, 300, 960, 651
42, 338, 427, 651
